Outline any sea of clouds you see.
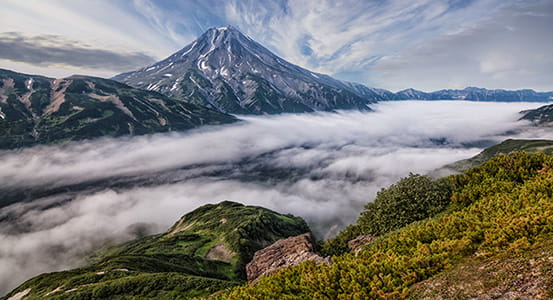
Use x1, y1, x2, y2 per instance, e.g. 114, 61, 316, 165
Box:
0, 100, 551, 294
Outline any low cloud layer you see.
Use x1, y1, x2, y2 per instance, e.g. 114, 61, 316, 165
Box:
0, 101, 550, 295
0, 32, 156, 72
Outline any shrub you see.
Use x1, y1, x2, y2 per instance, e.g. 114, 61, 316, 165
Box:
322, 174, 452, 256
219, 153, 553, 299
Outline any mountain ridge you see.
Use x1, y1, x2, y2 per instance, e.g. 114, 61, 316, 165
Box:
0, 68, 237, 149
393, 86, 553, 102
1, 201, 310, 299
520, 102, 553, 125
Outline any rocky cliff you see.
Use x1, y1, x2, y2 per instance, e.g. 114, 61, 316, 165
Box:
246, 232, 330, 282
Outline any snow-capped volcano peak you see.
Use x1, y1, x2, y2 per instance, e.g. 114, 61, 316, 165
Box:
113, 27, 379, 114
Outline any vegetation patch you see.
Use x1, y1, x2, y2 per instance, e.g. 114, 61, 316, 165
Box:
2, 201, 309, 299
215, 152, 553, 299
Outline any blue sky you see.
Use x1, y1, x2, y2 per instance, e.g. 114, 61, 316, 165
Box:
0, 0, 552, 91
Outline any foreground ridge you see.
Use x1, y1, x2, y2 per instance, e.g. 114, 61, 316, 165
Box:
215, 152, 553, 299
2, 201, 309, 299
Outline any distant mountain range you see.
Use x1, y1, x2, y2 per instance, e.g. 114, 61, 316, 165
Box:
394, 87, 553, 102
0, 68, 236, 149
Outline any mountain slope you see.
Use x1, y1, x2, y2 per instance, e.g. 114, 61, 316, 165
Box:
520, 103, 553, 126
443, 139, 553, 172
113, 26, 378, 114
409, 239, 553, 299
215, 152, 553, 299
0, 68, 236, 149
1, 201, 310, 299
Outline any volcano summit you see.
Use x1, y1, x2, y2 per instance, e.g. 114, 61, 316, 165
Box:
113, 26, 381, 114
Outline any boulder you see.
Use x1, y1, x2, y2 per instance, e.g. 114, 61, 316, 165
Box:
246, 233, 331, 282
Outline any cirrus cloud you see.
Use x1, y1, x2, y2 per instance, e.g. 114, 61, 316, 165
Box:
0, 32, 157, 72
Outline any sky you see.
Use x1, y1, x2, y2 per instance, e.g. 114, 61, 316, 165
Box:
0, 100, 550, 294
0, 0, 552, 92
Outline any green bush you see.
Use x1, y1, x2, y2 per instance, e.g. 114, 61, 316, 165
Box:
322, 174, 452, 256
358, 173, 452, 235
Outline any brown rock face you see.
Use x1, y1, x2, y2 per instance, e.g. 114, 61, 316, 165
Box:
246, 233, 331, 282
348, 234, 377, 253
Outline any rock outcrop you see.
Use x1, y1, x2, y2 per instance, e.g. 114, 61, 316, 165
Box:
348, 234, 377, 253
246, 232, 331, 282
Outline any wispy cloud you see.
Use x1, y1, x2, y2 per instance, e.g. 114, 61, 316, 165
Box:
0, 0, 178, 77
0, 32, 156, 72
221, 0, 508, 80
132, 0, 190, 45
373, 0, 553, 91
0, 0, 551, 90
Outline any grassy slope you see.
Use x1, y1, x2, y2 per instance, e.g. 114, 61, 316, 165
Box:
408, 239, 553, 299
445, 139, 553, 172
0, 69, 237, 149
1, 201, 309, 299
215, 152, 553, 299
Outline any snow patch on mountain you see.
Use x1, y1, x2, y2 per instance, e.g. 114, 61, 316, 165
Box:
113, 26, 380, 114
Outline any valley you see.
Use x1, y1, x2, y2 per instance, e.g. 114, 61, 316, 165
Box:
1, 5, 552, 298
0, 100, 551, 296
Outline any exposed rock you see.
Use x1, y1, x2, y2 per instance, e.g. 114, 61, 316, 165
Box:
168, 220, 196, 236
7, 288, 31, 300
246, 233, 331, 282
206, 243, 235, 263
113, 268, 129, 272
44, 286, 63, 297
348, 234, 377, 253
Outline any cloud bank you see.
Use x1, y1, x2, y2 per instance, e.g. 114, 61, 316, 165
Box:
0, 32, 157, 73
0, 101, 550, 295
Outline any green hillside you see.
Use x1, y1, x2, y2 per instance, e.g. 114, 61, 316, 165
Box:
408, 238, 553, 299
0, 68, 237, 149
446, 139, 553, 172
1, 201, 309, 299
215, 152, 553, 299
